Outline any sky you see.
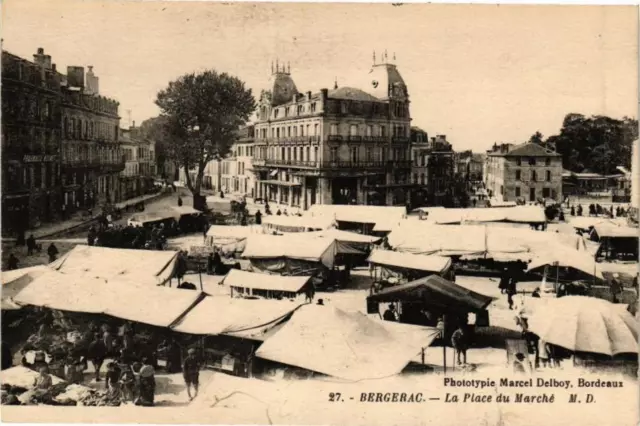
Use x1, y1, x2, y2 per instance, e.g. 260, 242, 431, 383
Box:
2, 1, 637, 151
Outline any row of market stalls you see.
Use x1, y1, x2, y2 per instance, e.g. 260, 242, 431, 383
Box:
2, 266, 446, 382
413, 205, 547, 227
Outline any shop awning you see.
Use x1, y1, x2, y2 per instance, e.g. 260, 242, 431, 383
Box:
255, 305, 440, 381
367, 250, 451, 274
368, 275, 494, 312
222, 269, 311, 293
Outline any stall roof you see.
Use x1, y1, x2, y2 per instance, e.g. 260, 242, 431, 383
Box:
427, 206, 546, 224
307, 205, 406, 226
367, 250, 451, 274
591, 225, 639, 239
261, 215, 336, 231
206, 225, 263, 239
1, 265, 49, 310
49, 245, 179, 286
255, 305, 440, 381
242, 234, 339, 267
527, 249, 604, 280
368, 275, 494, 312
171, 205, 202, 216
12, 271, 203, 327
223, 269, 311, 293
171, 296, 303, 336
311, 229, 381, 244
387, 223, 586, 261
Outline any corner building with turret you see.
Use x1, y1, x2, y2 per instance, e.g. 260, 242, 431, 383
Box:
252, 56, 414, 209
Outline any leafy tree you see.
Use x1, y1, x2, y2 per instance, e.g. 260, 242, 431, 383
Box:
545, 113, 637, 175
154, 70, 256, 200
528, 131, 544, 146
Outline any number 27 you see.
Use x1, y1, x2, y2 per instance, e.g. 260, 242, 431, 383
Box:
329, 392, 342, 402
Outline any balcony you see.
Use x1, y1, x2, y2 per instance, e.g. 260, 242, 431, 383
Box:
392, 136, 410, 143
265, 159, 320, 168
265, 136, 321, 145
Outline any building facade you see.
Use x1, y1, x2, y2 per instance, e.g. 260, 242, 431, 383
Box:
1, 48, 63, 232
251, 57, 413, 209
409, 128, 456, 207
484, 143, 563, 203
60, 65, 122, 210
119, 124, 156, 200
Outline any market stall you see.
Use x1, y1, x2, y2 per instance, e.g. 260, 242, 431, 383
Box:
222, 269, 312, 300
590, 225, 639, 262
367, 250, 453, 287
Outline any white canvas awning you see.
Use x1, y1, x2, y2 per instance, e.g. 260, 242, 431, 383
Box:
223, 269, 311, 293
171, 296, 303, 336
255, 305, 440, 381
261, 215, 336, 232
242, 234, 339, 268
1, 265, 49, 310
307, 205, 406, 226
12, 271, 203, 327
49, 245, 179, 286
367, 250, 451, 274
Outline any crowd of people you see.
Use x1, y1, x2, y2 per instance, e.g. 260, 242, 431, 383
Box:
11, 312, 204, 406
568, 203, 632, 218
5, 234, 60, 271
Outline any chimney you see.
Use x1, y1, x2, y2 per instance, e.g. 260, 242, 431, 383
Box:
67, 66, 85, 89
52, 64, 56, 72
320, 88, 328, 102
306, 91, 311, 100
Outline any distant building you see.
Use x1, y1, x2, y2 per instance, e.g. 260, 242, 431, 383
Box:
119, 123, 156, 200
456, 150, 484, 183
251, 54, 413, 209
484, 142, 563, 203
632, 139, 639, 210
1, 48, 63, 232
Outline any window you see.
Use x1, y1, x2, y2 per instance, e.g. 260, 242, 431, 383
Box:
542, 188, 550, 198
341, 103, 348, 114
350, 125, 358, 136
515, 170, 521, 180
274, 109, 279, 119
287, 147, 291, 161
366, 147, 373, 162
306, 146, 310, 162
330, 124, 338, 135
287, 127, 291, 137
293, 147, 297, 161
545, 158, 551, 166
311, 102, 317, 113
366, 125, 373, 137
545, 170, 551, 182
413, 173, 417, 183
351, 147, 358, 163
516, 157, 522, 166
380, 126, 386, 137
293, 126, 297, 137
531, 170, 537, 181
314, 146, 318, 162
500, 185, 504, 195
285, 107, 290, 117
297, 105, 304, 115
300, 125, 304, 136
420, 173, 425, 185
515, 187, 521, 197
330, 147, 338, 162
276, 128, 280, 138
314, 123, 319, 136
528, 157, 536, 166
281, 147, 285, 160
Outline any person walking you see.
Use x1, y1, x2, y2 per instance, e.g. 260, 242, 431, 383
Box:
182, 348, 201, 401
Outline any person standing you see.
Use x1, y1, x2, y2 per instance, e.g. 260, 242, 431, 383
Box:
177, 196, 183, 207
137, 357, 156, 406
507, 276, 517, 310
105, 361, 122, 398
182, 348, 201, 401
451, 325, 469, 365
610, 274, 622, 304
26, 234, 36, 256
7, 253, 19, 271
498, 267, 510, 294
87, 333, 107, 382
383, 304, 397, 321
47, 243, 59, 263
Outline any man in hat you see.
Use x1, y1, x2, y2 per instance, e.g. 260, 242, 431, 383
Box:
610, 273, 622, 303
182, 348, 201, 401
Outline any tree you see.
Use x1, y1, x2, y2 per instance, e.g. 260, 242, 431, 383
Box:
528, 131, 544, 146
155, 71, 256, 201
545, 113, 637, 175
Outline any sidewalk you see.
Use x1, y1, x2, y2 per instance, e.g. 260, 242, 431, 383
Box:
3, 192, 168, 241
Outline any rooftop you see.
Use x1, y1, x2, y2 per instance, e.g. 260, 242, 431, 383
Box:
328, 86, 382, 103
489, 142, 561, 157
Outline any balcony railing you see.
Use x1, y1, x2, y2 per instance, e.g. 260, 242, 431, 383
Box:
260, 159, 413, 170
264, 136, 321, 144
265, 159, 320, 168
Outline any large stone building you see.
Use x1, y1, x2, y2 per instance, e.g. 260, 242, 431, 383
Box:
251, 56, 413, 209
484, 143, 563, 203
1, 48, 63, 232
60, 65, 122, 210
